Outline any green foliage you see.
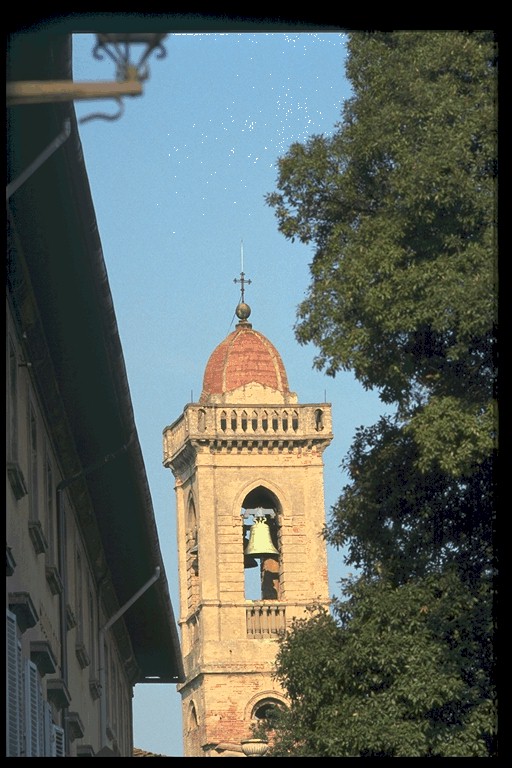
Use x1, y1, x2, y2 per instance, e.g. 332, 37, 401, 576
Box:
263, 573, 496, 757
264, 30, 498, 757
267, 30, 496, 419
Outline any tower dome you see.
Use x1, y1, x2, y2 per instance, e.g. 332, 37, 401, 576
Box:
199, 305, 297, 405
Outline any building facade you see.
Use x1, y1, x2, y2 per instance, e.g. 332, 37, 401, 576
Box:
6, 30, 183, 757
164, 298, 332, 757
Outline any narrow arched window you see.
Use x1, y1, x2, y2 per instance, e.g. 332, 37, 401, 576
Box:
187, 499, 199, 610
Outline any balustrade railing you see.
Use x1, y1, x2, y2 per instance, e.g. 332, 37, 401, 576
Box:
246, 604, 286, 637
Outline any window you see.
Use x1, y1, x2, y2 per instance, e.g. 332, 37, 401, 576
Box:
28, 401, 39, 521
7, 610, 23, 756
6, 610, 64, 757
88, 584, 96, 676
24, 658, 45, 756
8, 336, 19, 461
314, 408, 324, 431
45, 453, 56, 564
187, 498, 199, 611
27, 399, 47, 554
76, 550, 83, 643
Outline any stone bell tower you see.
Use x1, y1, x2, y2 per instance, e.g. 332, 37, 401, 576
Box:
163, 277, 333, 757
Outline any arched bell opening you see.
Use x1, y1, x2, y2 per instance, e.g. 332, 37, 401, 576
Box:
241, 487, 281, 601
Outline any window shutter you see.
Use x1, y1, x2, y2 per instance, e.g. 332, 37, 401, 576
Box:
24, 659, 43, 756
51, 724, 65, 756
6, 610, 23, 756
43, 700, 53, 756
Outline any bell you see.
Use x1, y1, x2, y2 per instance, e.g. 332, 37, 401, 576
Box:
244, 517, 279, 558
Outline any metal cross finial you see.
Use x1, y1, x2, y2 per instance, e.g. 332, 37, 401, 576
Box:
233, 240, 251, 302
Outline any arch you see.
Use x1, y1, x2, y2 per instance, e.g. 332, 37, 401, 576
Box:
197, 408, 206, 431
244, 690, 288, 722
186, 700, 199, 731
238, 484, 284, 601
186, 493, 197, 534
231, 478, 290, 523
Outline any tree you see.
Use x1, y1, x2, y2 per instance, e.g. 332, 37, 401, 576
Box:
263, 30, 497, 756
265, 573, 494, 757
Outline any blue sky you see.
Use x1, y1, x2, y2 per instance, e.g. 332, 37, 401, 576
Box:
72, 29, 389, 757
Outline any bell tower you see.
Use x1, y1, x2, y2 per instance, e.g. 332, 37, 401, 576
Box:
163, 276, 333, 757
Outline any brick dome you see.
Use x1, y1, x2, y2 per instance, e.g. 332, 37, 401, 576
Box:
199, 319, 294, 404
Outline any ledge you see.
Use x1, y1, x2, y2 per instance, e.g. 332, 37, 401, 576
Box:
46, 678, 71, 710
7, 460, 28, 500
66, 711, 85, 741
76, 744, 95, 757
46, 564, 64, 596
75, 641, 90, 670
30, 640, 57, 676
28, 519, 48, 555
6, 544, 16, 576
8, 591, 39, 632
89, 677, 101, 701
66, 603, 77, 630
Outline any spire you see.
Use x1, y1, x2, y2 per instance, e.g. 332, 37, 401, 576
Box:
233, 239, 252, 325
